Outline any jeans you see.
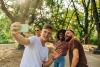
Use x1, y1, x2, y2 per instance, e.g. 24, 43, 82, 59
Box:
54, 56, 65, 67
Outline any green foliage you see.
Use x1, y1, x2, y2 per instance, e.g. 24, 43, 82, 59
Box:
44, 0, 55, 7
0, 0, 99, 45
90, 36, 98, 45
0, 17, 12, 44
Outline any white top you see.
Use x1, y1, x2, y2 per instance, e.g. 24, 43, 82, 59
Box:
20, 36, 48, 67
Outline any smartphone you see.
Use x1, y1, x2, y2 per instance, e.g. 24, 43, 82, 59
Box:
19, 24, 29, 32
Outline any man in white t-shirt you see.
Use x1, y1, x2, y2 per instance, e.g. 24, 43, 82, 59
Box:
10, 22, 62, 67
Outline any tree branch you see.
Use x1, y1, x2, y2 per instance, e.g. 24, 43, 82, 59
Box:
72, 0, 84, 29
0, 0, 15, 22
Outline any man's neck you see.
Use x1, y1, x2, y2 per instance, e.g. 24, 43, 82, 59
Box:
40, 37, 46, 47
36, 35, 40, 37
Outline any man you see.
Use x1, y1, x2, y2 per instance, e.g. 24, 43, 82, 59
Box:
10, 22, 62, 67
65, 29, 88, 67
34, 25, 42, 37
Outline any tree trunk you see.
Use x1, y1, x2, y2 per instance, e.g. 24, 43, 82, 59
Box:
84, 7, 89, 44
96, 24, 100, 49
0, 0, 16, 22
82, 0, 90, 44
91, 0, 100, 50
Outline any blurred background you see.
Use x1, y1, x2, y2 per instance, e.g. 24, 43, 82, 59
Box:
0, 0, 100, 67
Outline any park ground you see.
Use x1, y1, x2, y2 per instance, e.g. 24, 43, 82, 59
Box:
0, 44, 100, 67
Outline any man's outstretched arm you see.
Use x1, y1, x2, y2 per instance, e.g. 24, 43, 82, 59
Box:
11, 22, 30, 45
12, 32, 30, 45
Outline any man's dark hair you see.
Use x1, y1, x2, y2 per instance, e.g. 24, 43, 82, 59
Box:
56, 29, 66, 40
43, 23, 53, 30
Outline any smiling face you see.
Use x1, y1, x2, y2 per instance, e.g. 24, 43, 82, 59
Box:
59, 33, 64, 40
35, 27, 41, 37
65, 30, 74, 42
57, 29, 66, 41
41, 28, 52, 41
40, 24, 53, 42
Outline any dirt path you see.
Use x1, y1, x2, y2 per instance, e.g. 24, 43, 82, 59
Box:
0, 44, 23, 67
0, 44, 100, 67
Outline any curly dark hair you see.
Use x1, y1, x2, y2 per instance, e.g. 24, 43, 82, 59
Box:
56, 29, 66, 40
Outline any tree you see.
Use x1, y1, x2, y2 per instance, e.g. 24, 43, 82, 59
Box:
0, 0, 43, 49
91, 0, 100, 50
82, 0, 90, 44
0, 0, 98, 46
71, 0, 95, 44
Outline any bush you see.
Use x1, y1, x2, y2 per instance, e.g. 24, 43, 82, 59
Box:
0, 33, 12, 44
0, 17, 12, 44
90, 36, 98, 45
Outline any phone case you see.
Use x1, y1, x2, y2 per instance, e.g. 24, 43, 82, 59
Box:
19, 24, 29, 32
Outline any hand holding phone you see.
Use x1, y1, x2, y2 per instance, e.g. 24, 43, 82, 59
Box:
10, 22, 21, 32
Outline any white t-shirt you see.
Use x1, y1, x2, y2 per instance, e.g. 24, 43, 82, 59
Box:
20, 36, 48, 67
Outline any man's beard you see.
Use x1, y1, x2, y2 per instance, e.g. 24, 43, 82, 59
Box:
65, 36, 72, 42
